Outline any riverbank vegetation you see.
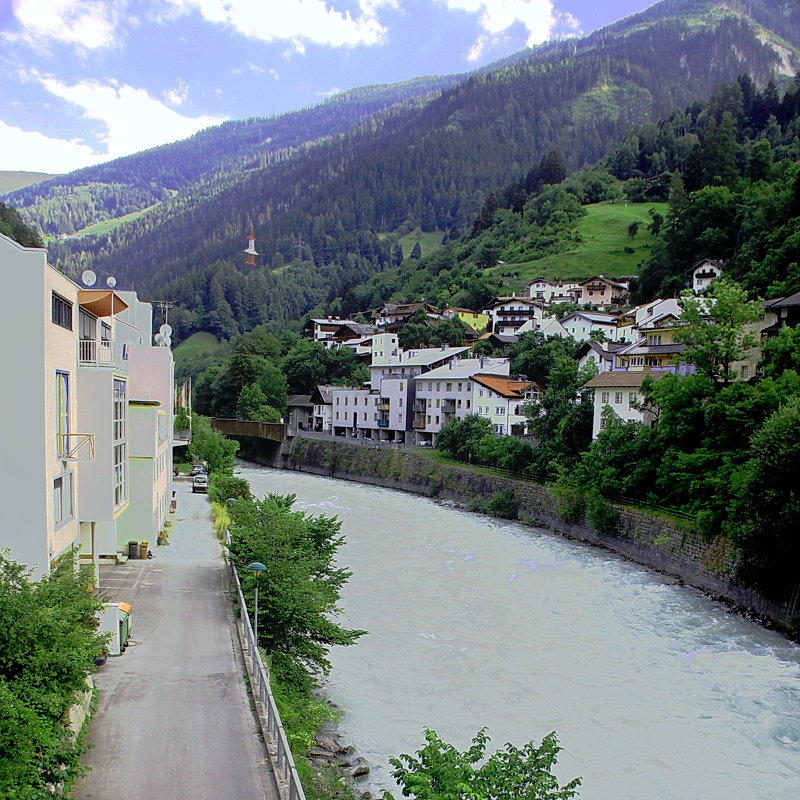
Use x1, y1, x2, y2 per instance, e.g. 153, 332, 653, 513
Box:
0, 552, 106, 799
382, 728, 581, 800
215, 475, 366, 798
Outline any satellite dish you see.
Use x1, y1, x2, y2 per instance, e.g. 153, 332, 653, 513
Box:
81, 270, 97, 286
154, 333, 165, 345
164, 336, 172, 348
159, 324, 172, 337
106, 276, 117, 288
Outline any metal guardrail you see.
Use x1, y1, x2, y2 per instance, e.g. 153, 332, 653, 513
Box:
228, 556, 307, 800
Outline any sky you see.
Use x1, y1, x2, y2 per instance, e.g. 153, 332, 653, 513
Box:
0, 0, 658, 174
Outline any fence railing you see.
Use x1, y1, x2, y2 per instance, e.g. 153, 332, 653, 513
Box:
228, 554, 307, 800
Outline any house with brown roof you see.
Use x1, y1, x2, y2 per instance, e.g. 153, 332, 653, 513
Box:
578, 275, 629, 310
583, 369, 666, 439
471, 373, 542, 435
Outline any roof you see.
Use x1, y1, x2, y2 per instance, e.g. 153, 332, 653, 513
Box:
332, 322, 377, 337
472, 374, 540, 398
578, 275, 628, 290
617, 341, 686, 356
562, 311, 618, 325
78, 289, 129, 317
373, 345, 471, 369
309, 385, 335, 404
583, 370, 668, 389
412, 357, 509, 381
764, 290, 800, 308
287, 394, 313, 407
482, 296, 543, 310
479, 332, 518, 343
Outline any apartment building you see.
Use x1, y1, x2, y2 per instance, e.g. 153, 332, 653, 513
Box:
412, 358, 508, 444
0, 233, 173, 578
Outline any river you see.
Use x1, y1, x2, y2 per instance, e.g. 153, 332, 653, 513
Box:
239, 464, 800, 800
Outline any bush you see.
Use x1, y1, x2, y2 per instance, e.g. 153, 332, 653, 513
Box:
0, 552, 107, 798
485, 489, 519, 519
208, 473, 251, 504
552, 483, 587, 523
586, 489, 619, 535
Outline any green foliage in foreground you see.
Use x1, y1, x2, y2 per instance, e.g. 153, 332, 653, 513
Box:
0, 552, 106, 798
382, 727, 581, 800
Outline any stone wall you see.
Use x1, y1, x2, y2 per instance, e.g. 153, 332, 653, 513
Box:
279, 438, 793, 631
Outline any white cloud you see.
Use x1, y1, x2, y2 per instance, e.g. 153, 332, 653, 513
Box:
316, 87, 342, 99
0, 76, 227, 172
443, 0, 579, 61
10, 0, 118, 50
0, 119, 98, 173
164, 79, 191, 106
167, 0, 396, 48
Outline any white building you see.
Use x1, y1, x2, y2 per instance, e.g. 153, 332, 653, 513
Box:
482, 296, 547, 335
583, 370, 665, 439
412, 358, 508, 442
561, 311, 620, 342
691, 259, 724, 294
526, 278, 581, 304
0, 233, 173, 579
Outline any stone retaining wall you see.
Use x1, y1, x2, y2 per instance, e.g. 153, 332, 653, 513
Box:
264, 438, 791, 632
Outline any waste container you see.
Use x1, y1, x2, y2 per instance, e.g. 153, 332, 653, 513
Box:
118, 601, 132, 649
128, 540, 138, 559
139, 541, 149, 559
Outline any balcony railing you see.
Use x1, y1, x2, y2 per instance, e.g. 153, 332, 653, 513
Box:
413, 414, 426, 429
377, 419, 389, 427
57, 432, 95, 461
79, 337, 127, 367
173, 429, 191, 442
441, 399, 456, 412
413, 401, 426, 413
376, 399, 390, 411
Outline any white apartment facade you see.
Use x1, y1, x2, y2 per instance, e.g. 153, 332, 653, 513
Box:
0, 233, 173, 579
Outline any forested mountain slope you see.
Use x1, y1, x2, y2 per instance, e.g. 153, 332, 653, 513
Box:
11, 0, 800, 341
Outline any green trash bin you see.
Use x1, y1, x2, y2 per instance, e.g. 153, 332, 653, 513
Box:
118, 602, 132, 650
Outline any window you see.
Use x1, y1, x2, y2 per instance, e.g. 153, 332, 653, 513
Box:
614, 392, 623, 404
336, 396, 340, 405
427, 415, 431, 424
446, 383, 452, 391
79, 309, 97, 340
53, 472, 74, 527
363, 412, 367, 421
479, 388, 484, 397
629, 356, 644, 366
436, 398, 440, 408
399, 398, 403, 407
601, 392, 610, 404
742, 365, 749, 378
435, 416, 439, 425
436, 383, 441, 391
428, 383, 432, 391
399, 382, 404, 390
648, 334, 662, 345
335, 411, 340, 420
466, 400, 471, 409
113, 379, 127, 508
628, 393, 637, 408
495, 406, 504, 415
345, 396, 348, 405
458, 383, 463, 392
56, 371, 69, 457
52, 292, 73, 330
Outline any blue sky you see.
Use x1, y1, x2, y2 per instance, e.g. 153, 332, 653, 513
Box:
0, 0, 657, 173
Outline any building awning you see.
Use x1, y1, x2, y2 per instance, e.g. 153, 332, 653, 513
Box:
78, 290, 129, 317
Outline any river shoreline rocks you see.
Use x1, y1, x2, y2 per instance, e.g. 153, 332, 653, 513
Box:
308, 728, 380, 799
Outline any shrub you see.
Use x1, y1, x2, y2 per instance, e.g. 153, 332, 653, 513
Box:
586, 489, 619, 535
485, 489, 519, 519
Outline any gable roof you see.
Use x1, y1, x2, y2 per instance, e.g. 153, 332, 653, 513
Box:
472, 374, 540, 398
764, 290, 800, 309
583, 370, 667, 389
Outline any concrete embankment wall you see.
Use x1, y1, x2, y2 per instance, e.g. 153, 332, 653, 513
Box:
245, 437, 791, 632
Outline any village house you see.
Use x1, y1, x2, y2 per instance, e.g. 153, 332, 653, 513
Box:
583, 369, 666, 439
560, 310, 619, 342
691, 259, 724, 294
525, 278, 582, 304
577, 275, 629, 309
471, 373, 541, 436
302, 316, 359, 346
481, 296, 547, 335
442, 306, 490, 333
310, 385, 335, 433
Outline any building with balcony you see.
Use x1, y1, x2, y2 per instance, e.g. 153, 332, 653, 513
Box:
577, 275, 629, 310
691, 259, 724, 294
412, 358, 508, 444
472, 373, 541, 436
0, 233, 174, 578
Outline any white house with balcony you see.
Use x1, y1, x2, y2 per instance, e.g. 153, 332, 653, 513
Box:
412, 358, 508, 443
0, 232, 174, 579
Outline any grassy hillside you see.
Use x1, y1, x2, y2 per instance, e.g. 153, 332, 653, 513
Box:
75, 207, 153, 236
172, 331, 221, 368
397, 229, 447, 259
0, 171, 57, 193
489, 201, 668, 285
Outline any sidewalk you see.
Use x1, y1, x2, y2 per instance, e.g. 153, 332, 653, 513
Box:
73, 480, 280, 800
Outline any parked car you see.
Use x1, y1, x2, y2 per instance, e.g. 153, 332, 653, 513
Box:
190, 463, 206, 475
192, 474, 209, 493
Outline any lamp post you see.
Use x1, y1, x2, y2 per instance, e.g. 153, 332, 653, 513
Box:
247, 562, 266, 645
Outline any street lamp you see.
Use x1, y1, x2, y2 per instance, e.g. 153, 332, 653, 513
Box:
247, 562, 267, 644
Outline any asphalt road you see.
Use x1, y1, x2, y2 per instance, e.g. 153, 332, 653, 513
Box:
73, 479, 279, 800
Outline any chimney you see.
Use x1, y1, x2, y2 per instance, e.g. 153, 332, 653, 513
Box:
449, 361, 453, 370
480, 356, 486, 368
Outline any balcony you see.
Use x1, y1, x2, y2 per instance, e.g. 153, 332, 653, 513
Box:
413, 401, 426, 413
413, 414, 426, 429
79, 337, 127, 368
441, 399, 456, 413
377, 419, 389, 427
57, 432, 95, 461
173, 429, 191, 443
376, 399, 390, 411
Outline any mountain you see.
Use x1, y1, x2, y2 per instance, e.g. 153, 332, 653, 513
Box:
0, 171, 58, 193
6, 0, 800, 341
